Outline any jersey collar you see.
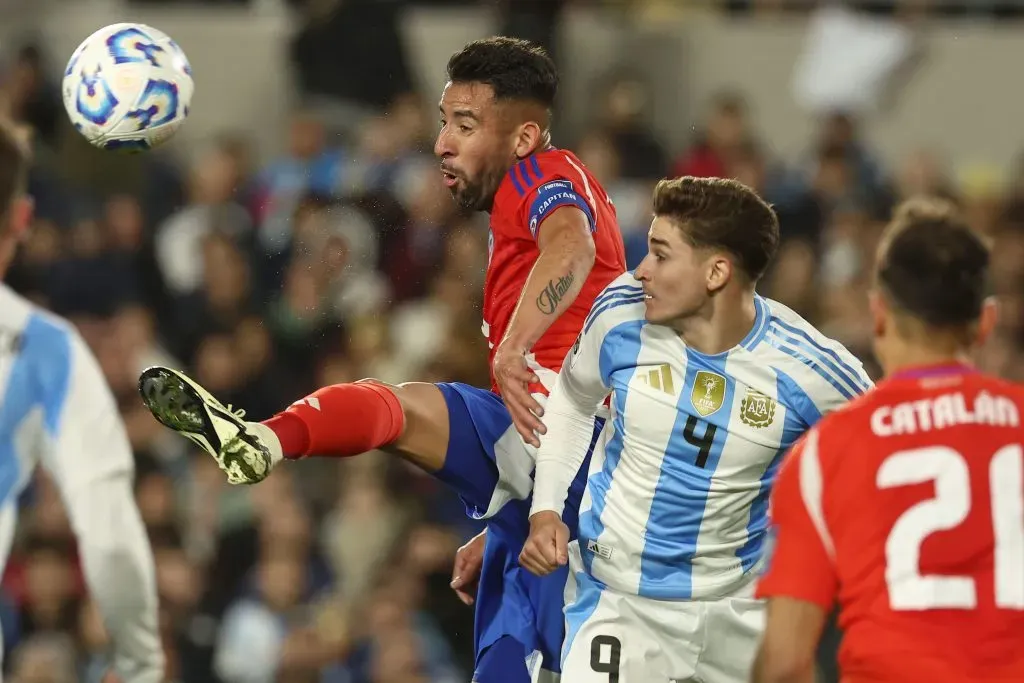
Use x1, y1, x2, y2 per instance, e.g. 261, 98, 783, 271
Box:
890, 362, 976, 381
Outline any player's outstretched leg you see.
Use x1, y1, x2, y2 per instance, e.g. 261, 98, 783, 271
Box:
138, 365, 451, 485
138, 366, 282, 484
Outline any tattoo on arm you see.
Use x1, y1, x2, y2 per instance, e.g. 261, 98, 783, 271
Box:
536, 273, 575, 315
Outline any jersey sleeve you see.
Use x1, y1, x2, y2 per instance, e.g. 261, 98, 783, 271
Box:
531, 279, 639, 516
38, 325, 134, 488
756, 428, 839, 609
774, 348, 872, 431
513, 156, 596, 240
34, 324, 164, 681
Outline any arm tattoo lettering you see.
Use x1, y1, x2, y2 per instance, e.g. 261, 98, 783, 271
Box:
536, 273, 575, 315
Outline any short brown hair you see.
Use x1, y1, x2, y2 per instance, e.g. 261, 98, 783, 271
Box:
0, 121, 28, 224
876, 197, 989, 328
652, 176, 779, 282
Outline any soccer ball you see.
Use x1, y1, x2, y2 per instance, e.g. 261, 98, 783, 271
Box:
62, 23, 194, 152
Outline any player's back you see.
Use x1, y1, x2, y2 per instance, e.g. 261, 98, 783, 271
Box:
484, 147, 625, 393
812, 366, 1024, 682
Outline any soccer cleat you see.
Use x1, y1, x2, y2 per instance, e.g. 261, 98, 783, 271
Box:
137, 366, 282, 485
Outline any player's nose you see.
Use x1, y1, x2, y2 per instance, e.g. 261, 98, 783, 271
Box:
434, 129, 454, 159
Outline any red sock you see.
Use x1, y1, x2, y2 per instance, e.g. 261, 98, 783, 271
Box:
261, 382, 405, 460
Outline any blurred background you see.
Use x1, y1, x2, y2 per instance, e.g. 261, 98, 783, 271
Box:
0, 0, 1022, 681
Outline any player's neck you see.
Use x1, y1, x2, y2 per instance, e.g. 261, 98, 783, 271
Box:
883, 346, 973, 377
674, 291, 757, 355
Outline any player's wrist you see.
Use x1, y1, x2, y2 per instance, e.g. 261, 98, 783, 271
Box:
499, 333, 533, 354
529, 508, 561, 524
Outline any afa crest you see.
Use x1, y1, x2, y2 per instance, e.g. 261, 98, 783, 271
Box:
740, 387, 776, 428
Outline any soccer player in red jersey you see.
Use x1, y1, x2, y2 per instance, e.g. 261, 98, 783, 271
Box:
139, 38, 625, 682
754, 198, 1024, 683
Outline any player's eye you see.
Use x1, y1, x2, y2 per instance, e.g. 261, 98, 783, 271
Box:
458, 124, 472, 133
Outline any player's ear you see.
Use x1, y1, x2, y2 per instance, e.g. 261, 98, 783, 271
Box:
706, 254, 732, 294
10, 196, 33, 242
513, 121, 544, 159
868, 290, 887, 338
974, 296, 999, 348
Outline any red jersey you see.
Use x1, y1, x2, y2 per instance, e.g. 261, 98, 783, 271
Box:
483, 148, 626, 395
758, 365, 1024, 683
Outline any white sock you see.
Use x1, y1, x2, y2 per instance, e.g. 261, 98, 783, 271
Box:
246, 421, 284, 467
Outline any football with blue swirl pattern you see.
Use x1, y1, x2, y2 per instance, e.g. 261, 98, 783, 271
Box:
62, 23, 194, 151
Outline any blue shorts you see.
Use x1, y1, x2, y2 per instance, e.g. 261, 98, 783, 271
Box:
434, 382, 597, 679
472, 635, 530, 683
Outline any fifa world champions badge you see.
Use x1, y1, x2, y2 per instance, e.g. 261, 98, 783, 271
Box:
691, 371, 726, 417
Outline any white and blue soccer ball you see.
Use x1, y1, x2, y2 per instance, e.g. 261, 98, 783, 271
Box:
62, 23, 194, 152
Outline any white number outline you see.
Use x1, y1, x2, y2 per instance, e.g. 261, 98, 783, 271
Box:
878, 444, 1024, 611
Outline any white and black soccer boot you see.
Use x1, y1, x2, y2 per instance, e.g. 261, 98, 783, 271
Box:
138, 366, 282, 485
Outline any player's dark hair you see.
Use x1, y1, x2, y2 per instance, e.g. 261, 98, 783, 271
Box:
0, 121, 28, 225
876, 197, 990, 329
446, 37, 558, 108
653, 176, 779, 282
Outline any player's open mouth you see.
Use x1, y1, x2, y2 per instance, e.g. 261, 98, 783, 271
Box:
441, 170, 459, 187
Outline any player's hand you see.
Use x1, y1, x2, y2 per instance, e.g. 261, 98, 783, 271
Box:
520, 510, 569, 576
493, 341, 546, 448
451, 530, 487, 606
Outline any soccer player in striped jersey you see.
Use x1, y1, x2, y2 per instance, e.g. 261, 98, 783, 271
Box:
139, 38, 625, 683
520, 177, 872, 683
0, 125, 163, 678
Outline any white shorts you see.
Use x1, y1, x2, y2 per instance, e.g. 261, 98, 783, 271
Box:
561, 544, 764, 683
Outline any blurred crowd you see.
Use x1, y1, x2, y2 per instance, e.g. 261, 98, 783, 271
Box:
2, 4, 1024, 683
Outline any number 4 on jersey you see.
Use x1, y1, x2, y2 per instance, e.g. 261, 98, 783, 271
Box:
879, 444, 1024, 610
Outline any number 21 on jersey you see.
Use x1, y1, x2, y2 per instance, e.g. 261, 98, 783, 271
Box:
878, 444, 1024, 610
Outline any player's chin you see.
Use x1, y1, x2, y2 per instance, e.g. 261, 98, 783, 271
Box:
643, 299, 666, 324
451, 187, 476, 210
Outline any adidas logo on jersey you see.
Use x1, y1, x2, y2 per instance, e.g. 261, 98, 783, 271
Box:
587, 539, 614, 560
293, 397, 321, 411
637, 364, 675, 395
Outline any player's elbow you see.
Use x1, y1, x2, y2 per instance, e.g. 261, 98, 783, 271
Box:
568, 224, 596, 269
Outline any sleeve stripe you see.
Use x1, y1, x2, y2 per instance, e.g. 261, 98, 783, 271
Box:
586, 285, 644, 328
592, 283, 644, 311
766, 330, 859, 401
771, 317, 870, 392
767, 322, 865, 397
584, 294, 646, 334
798, 430, 836, 560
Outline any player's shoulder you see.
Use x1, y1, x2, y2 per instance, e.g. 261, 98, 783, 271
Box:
500, 149, 592, 201
967, 370, 1024, 400
754, 297, 872, 389
0, 285, 76, 353
582, 272, 645, 337
761, 297, 858, 359
0, 286, 81, 410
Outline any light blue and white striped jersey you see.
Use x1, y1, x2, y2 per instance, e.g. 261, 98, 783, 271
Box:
532, 273, 872, 600
0, 285, 162, 679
